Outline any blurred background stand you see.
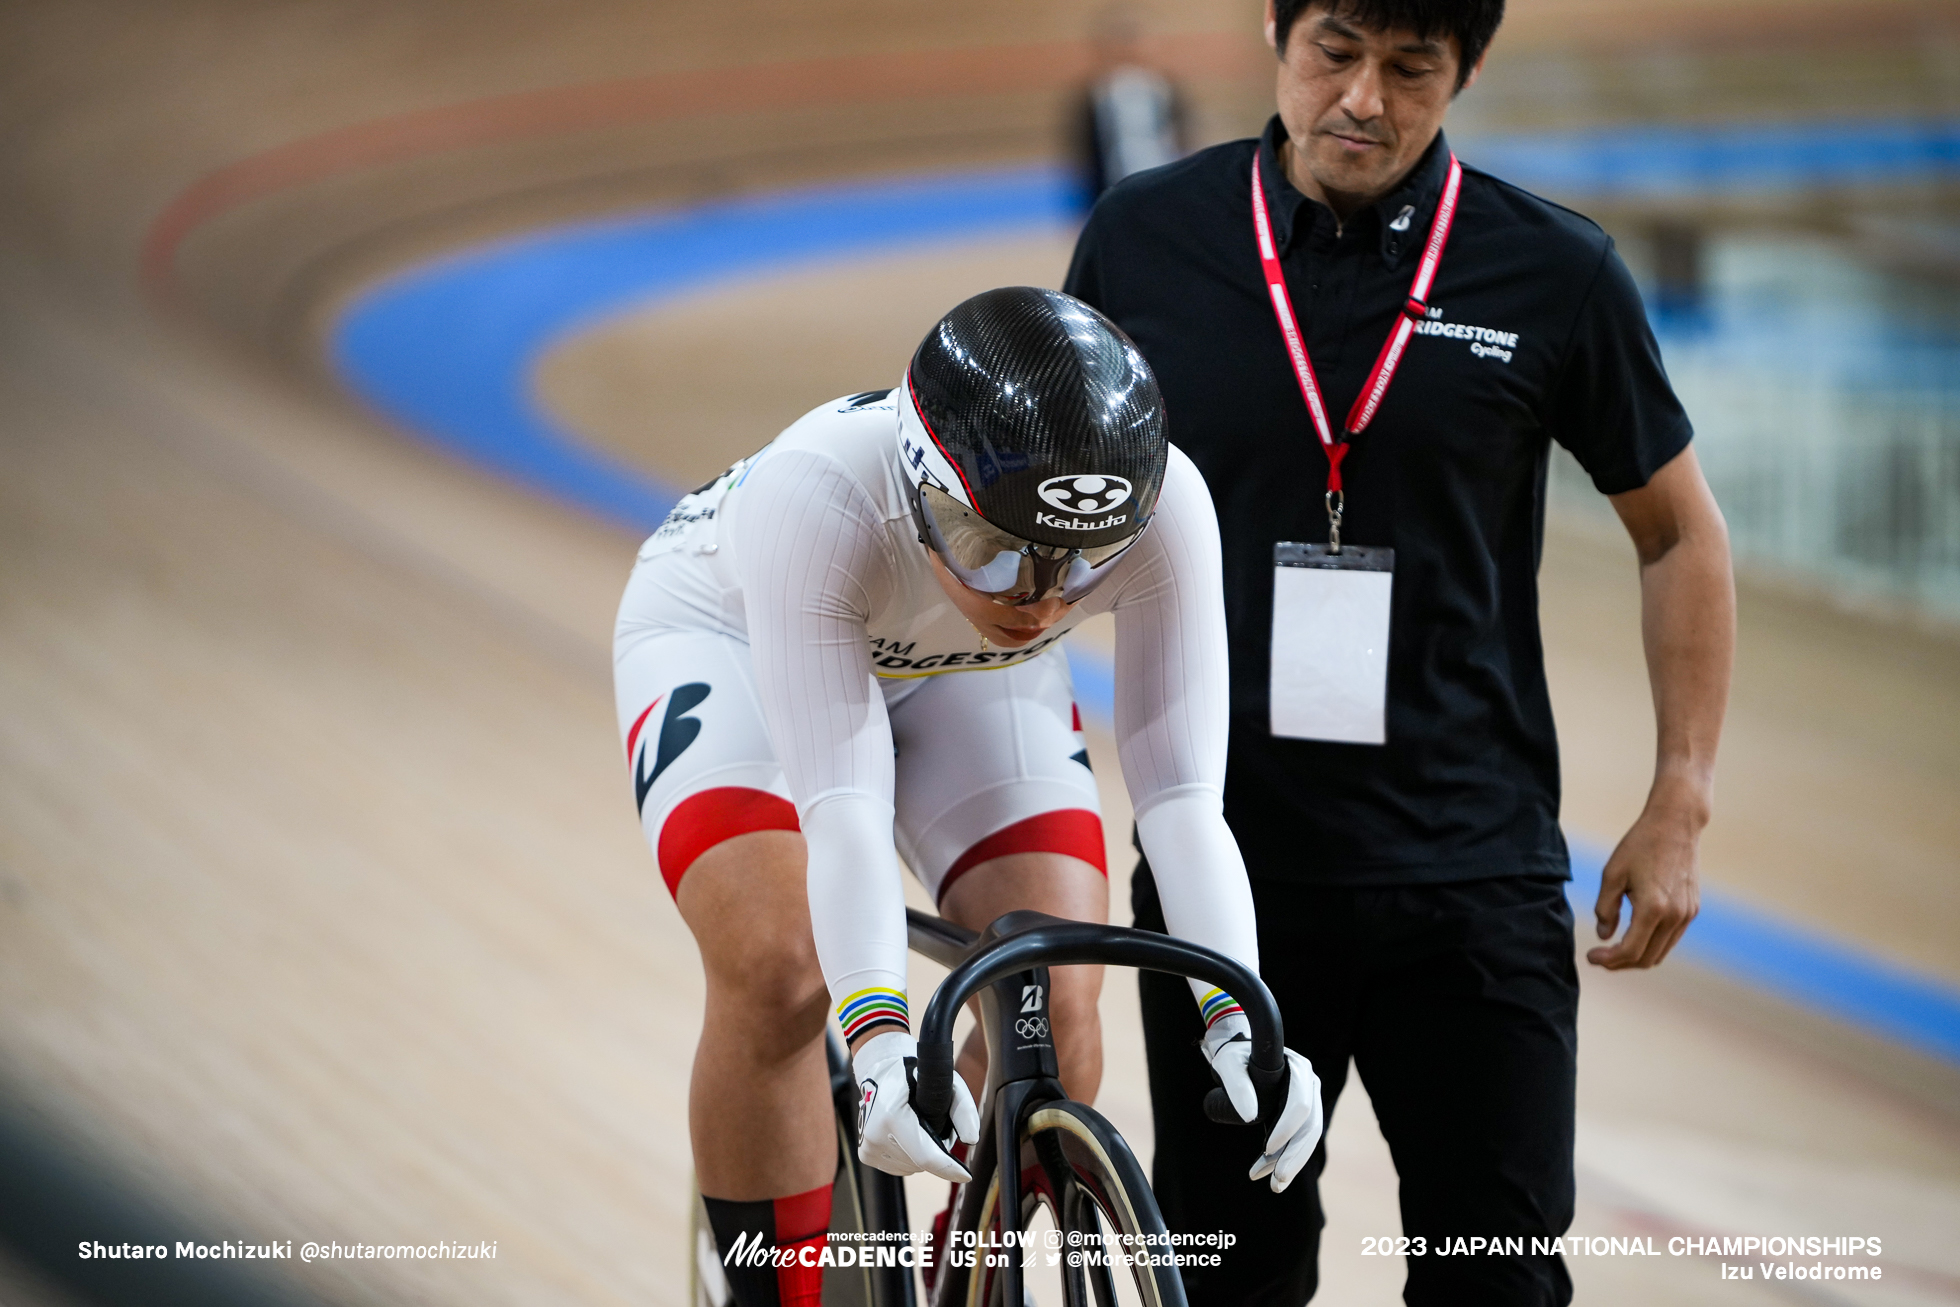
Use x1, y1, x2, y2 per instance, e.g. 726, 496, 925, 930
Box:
1647, 218, 1707, 322
1072, 5, 1188, 206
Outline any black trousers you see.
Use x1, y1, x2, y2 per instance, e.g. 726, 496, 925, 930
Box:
1132, 864, 1579, 1306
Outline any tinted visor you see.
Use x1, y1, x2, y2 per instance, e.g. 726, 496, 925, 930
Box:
916, 483, 1143, 604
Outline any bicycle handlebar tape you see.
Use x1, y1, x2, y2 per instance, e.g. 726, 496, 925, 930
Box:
1203, 1088, 1241, 1125
1253, 1054, 1287, 1126
1202, 1055, 1290, 1130
912, 1040, 959, 1140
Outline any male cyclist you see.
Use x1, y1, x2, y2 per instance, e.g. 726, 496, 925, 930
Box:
614, 287, 1320, 1306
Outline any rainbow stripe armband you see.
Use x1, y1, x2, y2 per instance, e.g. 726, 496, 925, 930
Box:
837, 987, 909, 1041
1198, 987, 1245, 1030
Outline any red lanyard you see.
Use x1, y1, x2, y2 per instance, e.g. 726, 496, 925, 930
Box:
1251, 150, 1463, 547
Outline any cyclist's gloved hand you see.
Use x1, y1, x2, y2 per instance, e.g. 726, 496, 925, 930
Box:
1248, 1048, 1323, 1192
1202, 1013, 1325, 1193
1201, 1014, 1262, 1121
852, 1030, 979, 1183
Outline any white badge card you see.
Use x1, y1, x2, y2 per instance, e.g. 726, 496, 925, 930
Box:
1269, 543, 1395, 745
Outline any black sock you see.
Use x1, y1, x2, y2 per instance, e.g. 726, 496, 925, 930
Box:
701, 1194, 782, 1306
702, 1182, 832, 1306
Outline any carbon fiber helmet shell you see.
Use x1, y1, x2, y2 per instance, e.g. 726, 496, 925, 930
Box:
897, 287, 1168, 552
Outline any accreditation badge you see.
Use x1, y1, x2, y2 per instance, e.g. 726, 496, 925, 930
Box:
1268, 542, 1394, 745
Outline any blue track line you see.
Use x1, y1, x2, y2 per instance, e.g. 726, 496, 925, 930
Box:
330, 136, 1960, 1067
334, 165, 1079, 532
1565, 842, 1960, 1065
1467, 116, 1960, 199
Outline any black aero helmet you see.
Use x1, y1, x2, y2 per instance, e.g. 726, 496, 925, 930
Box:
898, 287, 1168, 602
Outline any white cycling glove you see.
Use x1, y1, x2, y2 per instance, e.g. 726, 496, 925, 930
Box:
852, 1030, 980, 1183
1202, 1013, 1325, 1193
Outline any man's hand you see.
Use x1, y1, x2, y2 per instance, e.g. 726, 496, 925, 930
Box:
852, 1030, 979, 1182
1590, 784, 1703, 969
1202, 1013, 1325, 1192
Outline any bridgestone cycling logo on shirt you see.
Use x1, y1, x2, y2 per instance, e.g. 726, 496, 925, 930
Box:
1036, 474, 1132, 516
1414, 313, 1520, 363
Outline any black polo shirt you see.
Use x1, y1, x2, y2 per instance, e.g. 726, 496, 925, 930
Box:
1065, 118, 1692, 886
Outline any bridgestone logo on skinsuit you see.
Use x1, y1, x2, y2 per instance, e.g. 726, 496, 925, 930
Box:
867, 630, 1067, 672
631, 682, 710, 814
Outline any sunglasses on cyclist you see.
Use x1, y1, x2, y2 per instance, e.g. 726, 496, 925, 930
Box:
913, 482, 1145, 605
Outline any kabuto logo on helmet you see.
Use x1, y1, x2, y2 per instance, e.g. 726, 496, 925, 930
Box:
1036, 474, 1133, 517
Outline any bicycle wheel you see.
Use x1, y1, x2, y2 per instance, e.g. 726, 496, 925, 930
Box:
688, 1185, 734, 1307
952, 1099, 1186, 1307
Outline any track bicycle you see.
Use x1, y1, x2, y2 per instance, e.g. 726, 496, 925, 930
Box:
694, 908, 1289, 1306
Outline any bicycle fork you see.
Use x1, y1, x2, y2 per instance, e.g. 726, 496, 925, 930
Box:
943, 962, 1073, 1306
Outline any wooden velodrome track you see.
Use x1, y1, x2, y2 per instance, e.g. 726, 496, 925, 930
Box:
3, 1, 1959, 1303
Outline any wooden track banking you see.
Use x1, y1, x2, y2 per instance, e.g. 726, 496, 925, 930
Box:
1, 1, 1958, 1303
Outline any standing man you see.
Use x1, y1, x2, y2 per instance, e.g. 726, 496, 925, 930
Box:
1072, 5, 1187, 203
1064, 1, 1735, 1303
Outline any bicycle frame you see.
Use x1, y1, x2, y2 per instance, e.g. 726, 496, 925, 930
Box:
905, 909, 1287, 1306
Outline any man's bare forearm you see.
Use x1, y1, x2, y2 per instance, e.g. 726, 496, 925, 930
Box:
1637, 473, 1734, 821
1590, 448, 1734, 969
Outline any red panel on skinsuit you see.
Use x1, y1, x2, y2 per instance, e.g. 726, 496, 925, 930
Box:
937, 808, 1106, 903
657, 786, 800, 898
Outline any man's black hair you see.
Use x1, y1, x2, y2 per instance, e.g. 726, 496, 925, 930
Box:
1274, 0, 1505, 87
